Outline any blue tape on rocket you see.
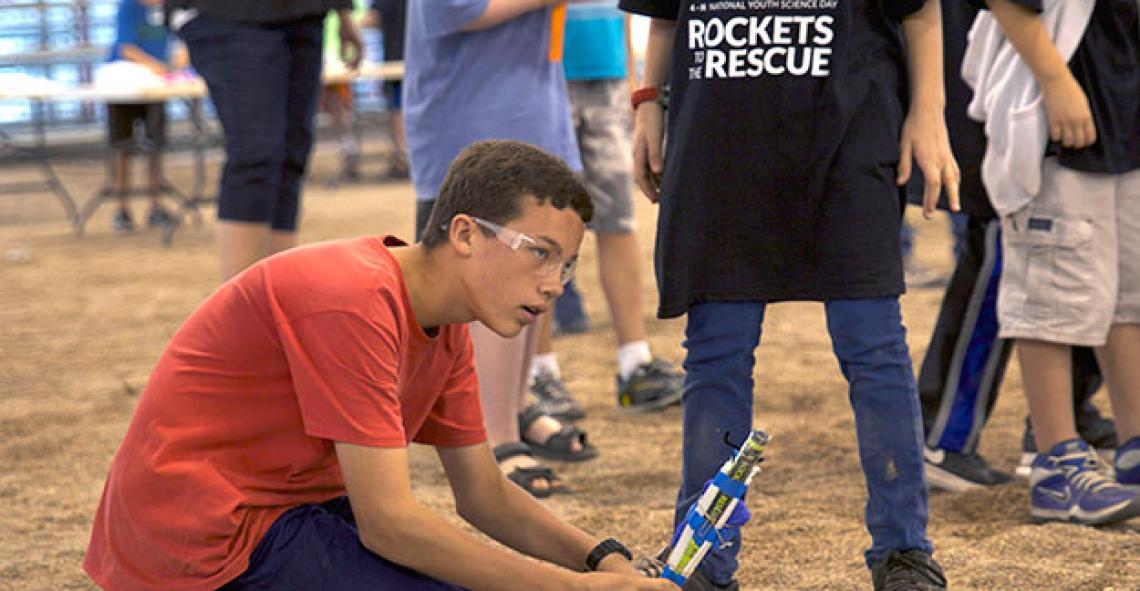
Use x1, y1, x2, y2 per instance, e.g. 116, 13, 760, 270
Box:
662, 566, 687, 586
712, 471, 746, 500
687, 511, 713, 538
690, 515, 722, 547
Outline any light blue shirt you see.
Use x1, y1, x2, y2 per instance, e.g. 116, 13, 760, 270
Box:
404, 0, 580, 200
563, 1, 627, 81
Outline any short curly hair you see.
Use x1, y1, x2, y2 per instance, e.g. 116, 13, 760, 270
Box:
420, 140, 593, 248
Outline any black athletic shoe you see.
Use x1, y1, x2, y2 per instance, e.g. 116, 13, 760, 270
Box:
1077, 403, 1120, 450
924, 446, 1012, 491
682, 570, 739, 591
633, 547, 739, 590
872, 550, 947, 591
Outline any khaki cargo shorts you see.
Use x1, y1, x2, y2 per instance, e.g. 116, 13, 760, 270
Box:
998, 159, 1140, 346
567, 78, 635, 234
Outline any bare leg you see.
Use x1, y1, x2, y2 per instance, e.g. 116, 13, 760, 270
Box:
388, 110, 409, 176
268, 229, 297, 257
596, 231, 647, 346
1096, 324, 1140, 442
472, 323, 555, 493
474, 321, 535, 447
390, 110, 408, 160
473, 322, 579, 490
147, 152, 164, 211
536, 311, 554, 356
217, 221, 271, 281
113, 151, 130, 209
1019, 339, 1077, 452
330, 96, 358, 176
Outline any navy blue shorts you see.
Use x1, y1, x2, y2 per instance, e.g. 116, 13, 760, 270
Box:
179, 14, 324, 232
220, 497, 464, 591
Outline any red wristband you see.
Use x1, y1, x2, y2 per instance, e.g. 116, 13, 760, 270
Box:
631, 86, 661, 110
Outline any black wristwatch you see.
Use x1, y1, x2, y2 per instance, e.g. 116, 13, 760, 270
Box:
585, 538, 633, 571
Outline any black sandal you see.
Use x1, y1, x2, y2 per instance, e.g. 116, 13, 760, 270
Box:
517, 403, 599, 463
492, 442, 570, 498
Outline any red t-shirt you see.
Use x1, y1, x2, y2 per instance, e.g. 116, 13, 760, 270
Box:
83, 236, 486, 591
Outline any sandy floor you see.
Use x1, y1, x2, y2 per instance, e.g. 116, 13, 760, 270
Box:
1, 151, 1137, 590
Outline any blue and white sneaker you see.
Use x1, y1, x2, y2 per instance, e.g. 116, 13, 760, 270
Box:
1115, 436, 1140, 494
1030, 438, 1140, 526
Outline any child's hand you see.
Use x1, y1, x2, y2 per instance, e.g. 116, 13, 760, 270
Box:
897, 105, 960, 219
632, 102, 665, 203
338, 13, 365, 70
1041, 71, 1096, 149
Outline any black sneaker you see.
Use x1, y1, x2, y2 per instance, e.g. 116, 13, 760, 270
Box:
112, 209, 135, 234
616, 358, 684, 413
872, 550, 947, 591
631, 550, 738, 591
682, 570, 739, 591
529, 371, 585, 422
924, 446, 1011, 491
1077, 403, 1119, 450
146, 206, 175, 229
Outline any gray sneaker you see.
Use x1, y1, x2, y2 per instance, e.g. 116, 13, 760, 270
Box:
112, 209, 135, 234
616, 358, 684, 413
530, 371, 585, 422
146, 205, 176, 229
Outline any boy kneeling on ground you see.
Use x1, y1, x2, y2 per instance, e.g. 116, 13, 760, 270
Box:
83, 140, 672, 591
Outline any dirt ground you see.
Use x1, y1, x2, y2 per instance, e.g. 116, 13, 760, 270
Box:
1, 149, 1137, 591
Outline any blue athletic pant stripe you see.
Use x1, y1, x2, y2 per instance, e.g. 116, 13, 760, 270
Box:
928, 221, 1004, 452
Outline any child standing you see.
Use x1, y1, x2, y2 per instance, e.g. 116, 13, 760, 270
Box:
621, 0, 959, 588
967, 0, 1140, 525
106, 0, 186, 233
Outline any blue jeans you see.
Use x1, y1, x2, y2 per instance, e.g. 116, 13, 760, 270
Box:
179, 14, 324, 231
676, 299, 932, 584
220, 497, 463, 590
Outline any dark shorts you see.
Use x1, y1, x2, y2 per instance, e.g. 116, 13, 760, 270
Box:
220, 497, 463, 591
107, 103, 167, 148
384, 80, 402, 111
179, 13, 324, 232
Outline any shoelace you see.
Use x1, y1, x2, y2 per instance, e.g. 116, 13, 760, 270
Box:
641, 359, 681, 381
1056, 451, 1120, 493
533, 374, 573, 402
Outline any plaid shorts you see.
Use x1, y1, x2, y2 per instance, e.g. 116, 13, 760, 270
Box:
568, 79, 635, 234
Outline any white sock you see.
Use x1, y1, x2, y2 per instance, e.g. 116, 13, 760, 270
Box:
340, 135, 359, 157
617, 341, 653, 381
529, 353, 561, 383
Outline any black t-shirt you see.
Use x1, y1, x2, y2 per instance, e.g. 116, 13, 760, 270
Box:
372, 0, 406, 62
1053, 0, 1140, 173
620, 0, 923, 316
166, 0, 350, 24
986, 0, 1140, 174
942, 0, 993, 219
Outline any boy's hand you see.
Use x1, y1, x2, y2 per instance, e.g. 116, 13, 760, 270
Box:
897, 105, 960, 219
632, 102, 665, 203
338, 11, 365, 70
575, 571, 678, 590
1041, 71, 1096, 149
